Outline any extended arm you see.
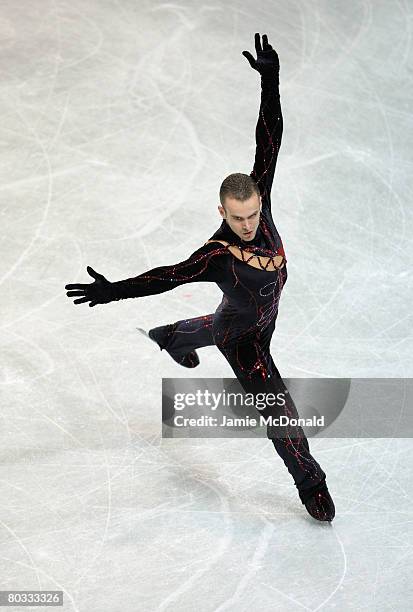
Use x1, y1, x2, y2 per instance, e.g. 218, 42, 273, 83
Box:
65, 242, 228, 307
110, 242, 226, 301
250, 74, 282, 206
243, 33, 283, 210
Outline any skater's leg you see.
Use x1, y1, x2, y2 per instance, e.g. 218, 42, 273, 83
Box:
255, 370, 327, 491
148, 314, 215, 368
257, 350, 327, 490
161, 314, 215, 354
215, 338, 334, 520
220, 342, 325, 489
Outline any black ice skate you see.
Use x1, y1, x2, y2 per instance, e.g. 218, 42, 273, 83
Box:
137, 325, 200, 368
298, 479, 335, 522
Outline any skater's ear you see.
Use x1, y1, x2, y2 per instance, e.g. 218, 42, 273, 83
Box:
218, 204, 226, 219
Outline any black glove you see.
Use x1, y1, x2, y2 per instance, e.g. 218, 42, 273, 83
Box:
242, 32, 279, 77
65, 266, 115, 307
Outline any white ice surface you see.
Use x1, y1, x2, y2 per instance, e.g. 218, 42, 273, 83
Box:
0, 1, 412, 610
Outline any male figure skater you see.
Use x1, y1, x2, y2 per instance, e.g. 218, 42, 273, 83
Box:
66, 33, 335, 522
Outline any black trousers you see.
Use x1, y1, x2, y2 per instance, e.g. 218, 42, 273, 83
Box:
155, 314, 326, 493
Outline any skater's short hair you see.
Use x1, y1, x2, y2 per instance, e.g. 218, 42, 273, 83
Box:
219, 173, 260, 209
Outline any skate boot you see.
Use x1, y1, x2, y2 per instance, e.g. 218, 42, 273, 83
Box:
137, 325, 199, 368
298, 479, 335, 522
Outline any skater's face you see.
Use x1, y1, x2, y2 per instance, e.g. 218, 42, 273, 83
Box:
218, 192, 262, 242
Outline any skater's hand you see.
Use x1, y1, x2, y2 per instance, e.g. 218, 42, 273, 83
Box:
65, 266, 114, 307
242, 33, 279, 77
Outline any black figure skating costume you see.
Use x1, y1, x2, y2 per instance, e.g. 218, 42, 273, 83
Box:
66, 34, 334, 521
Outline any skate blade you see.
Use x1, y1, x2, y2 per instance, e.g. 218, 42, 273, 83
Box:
136, 327, 150, 339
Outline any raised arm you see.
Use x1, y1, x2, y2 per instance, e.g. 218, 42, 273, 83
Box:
65, 242, 228, 307
242, 33, 283, 211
